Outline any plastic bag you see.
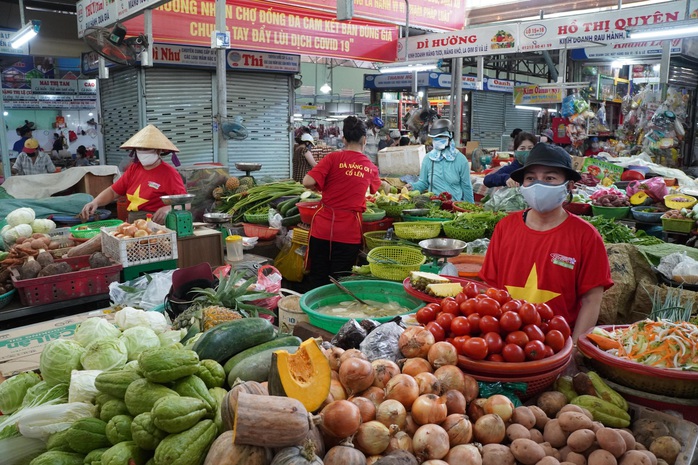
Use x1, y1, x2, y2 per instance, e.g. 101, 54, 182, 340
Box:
251, 265, 283, 310
483, 187, 528, 212
626, 177, 668, 202
139, 269, 175, 311
477, 381, 526, 407
359, 319, 405, 362
331, 319, 367, 350
672, 256, 698, 284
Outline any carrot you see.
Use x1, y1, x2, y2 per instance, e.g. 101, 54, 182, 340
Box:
586, 332, 621, 351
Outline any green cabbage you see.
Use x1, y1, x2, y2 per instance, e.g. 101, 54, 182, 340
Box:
158, 329, 186, 347
73, 317, 121, 348
30, 218, 56, 234
1, 224, 33, 245
120, 326, 160, 361
6, 208, 35, 227
0, 372, 41, 414
39, 340, 85, 386
21, 382, 69, 408
80, 338, 128, 371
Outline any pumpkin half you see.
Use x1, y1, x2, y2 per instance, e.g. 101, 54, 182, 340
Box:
269, 338, 331, 412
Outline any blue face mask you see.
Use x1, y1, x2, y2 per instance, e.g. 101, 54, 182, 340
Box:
514, 150, 530, 164
433, 137, 449, 151
520, 181, 569, 213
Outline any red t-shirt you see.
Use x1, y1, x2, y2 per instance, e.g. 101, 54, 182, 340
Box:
112, 162, 186, 213
307, 150, 381, 244
479, 212, 613, 328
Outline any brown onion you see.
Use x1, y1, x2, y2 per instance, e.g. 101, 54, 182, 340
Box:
354, 421, 391, 456
411, 394, 448, 425
318, 391, 335, 411
359, 386, 386, 406
330, 370, 339, 381
412, 424, 450, 462
427, 341, 458, 369
385, 374, 420, 410
433, 365, 465, 394
339, 348, 367, 365
366, 456, 383, 465
375, 399, 407, 430
467, 397, 487, 422
422, 461, 449, 465
445, 444, 483, 465
325, 346, 345, 371
319, 400, 362, 439
441, 413, 473, 446
441, 389, 466, 415
484, 394, 514, 422
339, 357, 375, 395
398, 326, 435, 358
414, 372, 441, 395
349, 396, 376, 423
329, 379, 347, 401
472, 413, 506, 445
463, 374, 480, 402
401, 357, 434, 377
403, 414, 418, 436
372, 359, 400, 389
386, 425, 414, 454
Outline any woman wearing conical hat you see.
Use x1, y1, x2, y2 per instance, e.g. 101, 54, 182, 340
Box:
80, 124, 187, 224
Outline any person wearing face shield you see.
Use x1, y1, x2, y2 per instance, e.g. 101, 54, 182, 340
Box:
479, 143, 613, 342
406, 118, 474, 202
12, 138, 56, 175
293, 133, 317, 182
483, 131, 537, 188
80, 125, 186, 224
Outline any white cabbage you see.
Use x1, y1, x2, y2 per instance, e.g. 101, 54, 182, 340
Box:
115, 306, 168, 333
120, 326, 160, 361
6, 208, 35, 227
80, 338, 128, 371
158, 329, 186, 347
39, 340, 85, 386
30, 218, 56, 234
73, 317, 121, 348
2, 224, 33, 245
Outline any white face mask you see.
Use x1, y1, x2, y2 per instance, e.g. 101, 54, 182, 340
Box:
137, 149, 160, 167
520, 181, 569, 213
433, 137, 449, 151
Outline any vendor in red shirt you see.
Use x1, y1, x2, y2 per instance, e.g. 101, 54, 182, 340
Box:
80, 125, 186, 224
479, 143, 613, 341
303, 115, 382, 287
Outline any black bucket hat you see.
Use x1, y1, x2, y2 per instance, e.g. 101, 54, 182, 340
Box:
510, 143, 581, 184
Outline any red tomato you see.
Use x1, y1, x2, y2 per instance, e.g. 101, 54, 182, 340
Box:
519, 303, 542, 326
524, 340, 547, 361
450, 316, 471, 337
487, 288, 511, 305
466, 313, 481, 335
476, 297, 501, 317
505, 330, 529, 347
483, 331, 504, 354
453, 335, 471, 355
416, 306, 438, 325
426, 303, 441, 313
499, 311, 523, 333
441, 298, 460, 316
487, 353, 505, 362
502, 343, 525, 362
436, 312, 455, 330
463, 337, 489, 360
549, 316, 571, 340
544, 329, 566, 353
485, 288, 500, 300
479, 315, 501, 334
523, 324, 545, 342
455, 292, 468, 305
460, 299, 478, 316
426, 321, 446, 342
542, 345, 555, 358
535, 303, 554, 321
464, 282, 480, 299
539, 321, 550, 334
501, 300, 522, 313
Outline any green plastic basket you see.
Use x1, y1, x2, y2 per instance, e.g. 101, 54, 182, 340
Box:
367, 246, 426, 281
0, 289, 16, 310
402, 215, 452, 222
70, 219, 123, 239
299, 280, 424, 333
379, 203, 416, 218
443, 221, 487, 242
662, 217, 696, 233
363, 231, 420, 251
393, 221, 442, 240
362, 209, 386, 222
592, 205, 630, 220
244, 211, 270, 224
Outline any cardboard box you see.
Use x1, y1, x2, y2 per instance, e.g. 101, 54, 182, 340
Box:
581, 158, 624, 183
377, 145, 426, 176
0, 310, 112, 378
572, 156, 586, 172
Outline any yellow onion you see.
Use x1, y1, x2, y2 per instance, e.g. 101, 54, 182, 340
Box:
354, 421, 390, 456
385, 374, 419, 410
398, 326, 435, 358
441, 414, 473, 446
375, 399, 407, 430
339, 357, 374, 395
411, 394, 448, 425
412, 424, 450, 462
414, 372, 441, 395
401, 357, 434, 377
371, 359, 400, 389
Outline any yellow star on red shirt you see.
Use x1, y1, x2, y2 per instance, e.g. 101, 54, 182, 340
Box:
505, 264, 561, 304
126, 185, 149, 212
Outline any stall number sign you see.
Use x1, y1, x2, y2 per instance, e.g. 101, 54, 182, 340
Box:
31, 79, 78, 94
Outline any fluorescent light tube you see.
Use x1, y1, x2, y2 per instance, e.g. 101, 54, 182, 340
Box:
515, 106, 557, 113
627, 20, 698, 40
378, 62, 439, 74
320, 83, 332, 94
10, 20, 41, 49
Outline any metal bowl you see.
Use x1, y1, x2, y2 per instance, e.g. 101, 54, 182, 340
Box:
235, 162, 262, 172
160, 194, 195, 205
203, 212, 232, 224
418, 238, 467, 258
402, 208, 430, 217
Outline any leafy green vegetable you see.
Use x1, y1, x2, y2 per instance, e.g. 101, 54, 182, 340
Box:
581, 216, 664, 245
80, 338, 128, 371
73, 317, 121, 348
120, 326, 161, 361
0, 372, 41, 414
39, 340, 85, 386
636, 243, 698, 267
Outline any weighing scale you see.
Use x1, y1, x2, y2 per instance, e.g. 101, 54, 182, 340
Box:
235, 162, 262, 183
203, 212, 234, 248
161, 194, 195, 237
418, 238, 467, 276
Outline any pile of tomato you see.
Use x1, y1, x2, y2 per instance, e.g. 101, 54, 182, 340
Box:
415, 283, 572, 363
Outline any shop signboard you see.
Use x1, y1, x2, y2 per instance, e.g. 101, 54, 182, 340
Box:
363, 72, 430, 90
570, 39, 682, 59
513, 85, 563, 105
76, 0, 119, 38
0, 28, 29, 55
123, 0, 398, 62
401, 23, 519, 61
484, 77, 516, 93
434, 73, 479, 91
151, 44, 217, 68
518, 1, 687, 52
226, 50, 300, 73
2, 88, 34, 100
363, 72, 520, 92
30, 78, 79, 95
78, 79, 98, 94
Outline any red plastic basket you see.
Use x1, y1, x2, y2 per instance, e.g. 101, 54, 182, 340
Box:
402, 275, 488, 303
10, 255, 122, 306
242, 223, 280, 241
470, 362, 568, 401
296, 201, 321, 224
564, 202, 592, 216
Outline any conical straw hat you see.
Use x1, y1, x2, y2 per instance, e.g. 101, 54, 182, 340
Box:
120, 124, 179, 152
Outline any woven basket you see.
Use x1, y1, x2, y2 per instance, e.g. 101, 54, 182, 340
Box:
393, 221, 442, 240
367, 246, 426, 281
364, 231, 398, 250
379, 203, 415, 218
0, 289, 16, 310
443, 221, 487, 242
362, 209, 386, 222
244, 211, 270, 224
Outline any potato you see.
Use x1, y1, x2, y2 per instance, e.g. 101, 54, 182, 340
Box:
559, 412, 594, 433
596, 428, 627, 458
513, 406, 537, 429
568, 429, 597, 453
563, 462, 582, 465
649, 436, 681, 465
537, 456, 562, 465
540, 442, 561, 459
637, 450, 657, 465
566, 452, 588, 465
559, 404, 594, 421
482, 444, 515, 465
617, 430, 636, 452
538, 391, 568, 418
559, 446, 572, 461
588, 449, 618, 465
590, 422, 605, 433
530, 405, 550, 429
631, 419, 670, 449
544, 419, 570, 449
530, 428, 545, 444
507, 423, 532, 441
511, 438, 547, 465
619, 450, 653, 465
656, 459, 668, 465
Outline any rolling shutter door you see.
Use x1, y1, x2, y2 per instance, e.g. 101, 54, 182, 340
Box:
100, 69, 139, 167
144, 69, 214, 165
471, 91, 506, 149
226, 73, 291, 179
504, 94, 536, 137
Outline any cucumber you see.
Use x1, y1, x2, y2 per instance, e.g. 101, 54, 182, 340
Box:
276, 199, 294, 215
280, 213, 302, 227
227, 345, 300, 385
280, 196, 301, 216
223, 335, 302, 375
285, 206, 299, 217
192, 317, 275, 364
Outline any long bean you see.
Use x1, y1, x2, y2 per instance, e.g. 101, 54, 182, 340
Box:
219, 181, 306, 221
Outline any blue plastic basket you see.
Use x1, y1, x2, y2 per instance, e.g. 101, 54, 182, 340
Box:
0, 289, 16, 310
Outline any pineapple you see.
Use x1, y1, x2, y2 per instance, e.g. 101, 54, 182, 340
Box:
235, 185, 249, 194
409, 271, 450, 291
425, 282, 464, 298
225, 177, 241, 191
212, 186, 225, 200
201, 305, 242, 330
239, 176, 255, 187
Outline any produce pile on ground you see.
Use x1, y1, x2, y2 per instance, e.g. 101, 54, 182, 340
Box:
581, 217, 664, 246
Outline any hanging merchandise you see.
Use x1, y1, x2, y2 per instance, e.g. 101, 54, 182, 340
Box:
560, 92, 593, 155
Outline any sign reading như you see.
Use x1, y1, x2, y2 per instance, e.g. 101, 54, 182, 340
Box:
151, 44, 217, 67
401, 23, 519, 61
513, 85, 563, 105
226, 50, 300, 73
31, 79, 78, 94
0, 28, 30, 55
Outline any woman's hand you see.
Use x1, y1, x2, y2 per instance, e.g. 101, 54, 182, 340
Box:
152, 206, 170, 224
505, 178, 520, 188
80, 201, 99, 222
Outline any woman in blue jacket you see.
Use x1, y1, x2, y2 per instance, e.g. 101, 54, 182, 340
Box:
484, 131, 536, 188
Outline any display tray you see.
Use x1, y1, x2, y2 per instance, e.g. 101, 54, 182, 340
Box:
652, 267, 698, 292
402, 275, 488, 303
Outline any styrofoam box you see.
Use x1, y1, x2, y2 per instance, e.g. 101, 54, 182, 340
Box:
101, 223, 178, 267
628, 402, 698, 465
